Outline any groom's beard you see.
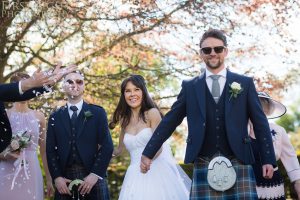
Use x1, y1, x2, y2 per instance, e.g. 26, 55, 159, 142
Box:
205, 59, 223, 70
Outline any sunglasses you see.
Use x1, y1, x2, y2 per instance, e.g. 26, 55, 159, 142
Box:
201, 46, 226, 55
65, 79, 84, 85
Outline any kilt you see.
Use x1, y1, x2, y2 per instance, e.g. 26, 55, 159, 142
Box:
190, 157, 258, 200
54, 164, 110, 200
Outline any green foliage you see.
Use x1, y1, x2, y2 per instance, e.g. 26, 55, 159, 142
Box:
276, 114, 297, 133
276, 100, 300, 133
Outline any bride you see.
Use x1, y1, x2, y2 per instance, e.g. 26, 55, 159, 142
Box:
110, 74, 191, 200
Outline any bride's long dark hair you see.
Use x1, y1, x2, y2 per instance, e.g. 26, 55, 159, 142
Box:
109, 74, 161, 130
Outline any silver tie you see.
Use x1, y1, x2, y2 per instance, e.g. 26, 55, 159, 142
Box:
211, 75, 221, 103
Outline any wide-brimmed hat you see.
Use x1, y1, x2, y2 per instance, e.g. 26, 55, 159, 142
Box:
257, 91, 287, 119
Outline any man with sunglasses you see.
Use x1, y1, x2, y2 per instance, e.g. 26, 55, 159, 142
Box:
141, 29, 276, 199
46, 71, 113, 200
0, 64, 76, 153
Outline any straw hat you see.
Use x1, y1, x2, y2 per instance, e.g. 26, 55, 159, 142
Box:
257, 91, 287, 119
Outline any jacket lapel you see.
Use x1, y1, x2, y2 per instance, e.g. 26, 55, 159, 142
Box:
60, 105, 71, 136
76, 101, 88, 138
225, 70, 235, 119
194, 73, 206, 119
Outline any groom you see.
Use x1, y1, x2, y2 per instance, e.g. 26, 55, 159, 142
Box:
46, 71, 113, 200
141, 29, 276, 199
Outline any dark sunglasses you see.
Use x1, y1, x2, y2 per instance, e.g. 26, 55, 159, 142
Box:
66, 79, 84, 85
201, 46, 226, 55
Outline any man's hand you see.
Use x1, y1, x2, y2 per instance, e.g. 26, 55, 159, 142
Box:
20, 63, 77, 92
46, 63, 77, 85
294, 180, 300, 199
262, 164, 274, 179
54, 177, 71, 195
21, 68, 51, 92
78, 173, 98, 195
140, 155, 152, 174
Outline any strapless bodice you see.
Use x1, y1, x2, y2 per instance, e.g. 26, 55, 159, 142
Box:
123, 128, 153, 164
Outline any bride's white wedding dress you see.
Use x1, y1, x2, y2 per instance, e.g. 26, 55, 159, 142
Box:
118, 127, 191, 200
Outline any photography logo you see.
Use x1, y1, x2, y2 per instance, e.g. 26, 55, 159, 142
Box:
1, 1, 70, 18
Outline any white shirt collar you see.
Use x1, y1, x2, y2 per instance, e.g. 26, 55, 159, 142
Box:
205, 67, 227, 79
67, 99, 83, 112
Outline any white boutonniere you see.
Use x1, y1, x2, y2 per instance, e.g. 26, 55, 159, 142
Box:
84, 110, 93, 122
229, 82, 243, 100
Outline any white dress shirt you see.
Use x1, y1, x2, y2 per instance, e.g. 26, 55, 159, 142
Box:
67, 100, 83, 118
205, 68, 227, 96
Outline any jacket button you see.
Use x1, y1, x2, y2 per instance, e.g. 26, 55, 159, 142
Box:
203, 123, 205, 127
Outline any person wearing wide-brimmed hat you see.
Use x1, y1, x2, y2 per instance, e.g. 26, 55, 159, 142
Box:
249, 92, 300, 199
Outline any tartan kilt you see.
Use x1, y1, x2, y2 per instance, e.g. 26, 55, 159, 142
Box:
54, 164, 110, 200
190, 157, 258, 200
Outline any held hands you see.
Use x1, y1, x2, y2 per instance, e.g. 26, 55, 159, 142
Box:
262, 164, 274, 179
140, 155, 152, 174
54, 177, 71, 195
78, 173, 98, 196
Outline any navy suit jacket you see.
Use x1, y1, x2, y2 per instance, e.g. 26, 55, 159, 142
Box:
143, 70, 276, 166
46, 102, 114, 179
0, 82, 46, 152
